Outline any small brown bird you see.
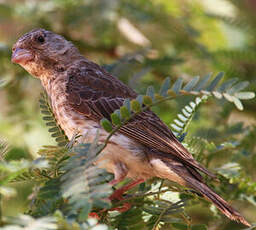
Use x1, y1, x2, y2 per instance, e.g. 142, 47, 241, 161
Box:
12, 28, 250, 226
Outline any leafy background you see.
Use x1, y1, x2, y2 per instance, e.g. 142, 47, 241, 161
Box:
0, 0, 256, 229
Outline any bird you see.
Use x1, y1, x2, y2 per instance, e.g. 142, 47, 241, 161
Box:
11, 28, 250, 226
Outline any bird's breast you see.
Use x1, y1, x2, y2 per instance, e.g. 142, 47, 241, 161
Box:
51, 87, 97, 141
41, 75, 93, 141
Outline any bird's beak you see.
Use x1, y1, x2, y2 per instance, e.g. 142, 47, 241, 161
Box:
11, 48, 33, 64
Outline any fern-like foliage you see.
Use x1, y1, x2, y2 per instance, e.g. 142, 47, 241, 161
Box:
0, 215, 57, 230
55, 211, 109, 230
26, 137, 112, 221
14, 145, 69, 183
39, 93, 69, 147
100, 72, 255, 135
104, 179, 188, 229
0, 158, 48, 184
144, 199, 186, 229
170, 95, 208, 138
37, 145, 70, 177
61, 140, 112, 222
30, 178, 63, 217
1, 213, 109, 230
110, 207, 146, 230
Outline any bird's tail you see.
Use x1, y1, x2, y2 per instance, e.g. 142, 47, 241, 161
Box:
185, 177, 251, 227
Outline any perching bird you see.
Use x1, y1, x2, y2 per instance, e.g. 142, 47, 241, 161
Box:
12, 28, 250, 226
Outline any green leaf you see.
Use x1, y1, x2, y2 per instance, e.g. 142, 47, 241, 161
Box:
131, 99, 142, 112
39, 92, 68, 146
171, 124, 183, 132
2, 215, 57, 230
61, 143, 112, 221
143, 95, 153, 105
194, 72, 212, 91
43, 116, 54, 121
234, 92, 255, 100
212, 91, 223, 99
223, 93, 234, 102
227, 81, 249, 94
159, 77, 171, 96
233, 98, 244, 110
123, 98, 131, 113
51, 132, 62, 137
146, 86, 155, 101
78, 201, 92, 222
183, 76, 199, 91
120, 105, 130, 120
100, 118, 113, 132
40, 104, 48, 109
58, 141, 67, 147
55, 136, 66, 142
48, 127, 59, 133
111, 112, 121, 125
218, 78, 238, 92
182, 109, 190, 117
191, 224, 207, 230
172, 223, 188, 230
46, 122, 56, 126
41, 110, 51, 115
189, 101, 196, 109
170, 96, 206, 137
136, 95, 144, 105
114, 109, 121, 118
206, 72, 224, 91
39, 99, 47, 105
177, 114, 187, 122
172, 78, 183, 94
174, 119, 185, 127
185, 105, 193, 113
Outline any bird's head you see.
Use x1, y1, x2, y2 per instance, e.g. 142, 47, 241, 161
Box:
12, 28, 80, 78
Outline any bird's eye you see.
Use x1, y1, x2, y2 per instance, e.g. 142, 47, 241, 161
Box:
37, 35, 45, 43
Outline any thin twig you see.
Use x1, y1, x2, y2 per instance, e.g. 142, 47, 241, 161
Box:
97, 95, 176, 155
152, 204, 169, 230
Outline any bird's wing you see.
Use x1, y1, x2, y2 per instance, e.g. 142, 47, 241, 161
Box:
65, 61, 215, 178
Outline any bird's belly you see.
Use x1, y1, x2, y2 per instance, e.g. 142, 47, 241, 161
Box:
51, 96, 96, 140
52, 100, 153, 180
96, 133, 154, 180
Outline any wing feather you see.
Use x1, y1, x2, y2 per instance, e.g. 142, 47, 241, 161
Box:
65, 60, 215, 178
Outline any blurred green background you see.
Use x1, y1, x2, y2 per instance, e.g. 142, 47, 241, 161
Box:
0, 0, 256, 229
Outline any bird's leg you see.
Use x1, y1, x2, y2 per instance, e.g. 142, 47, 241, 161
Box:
108, 162, 145, 212
109, 179, 145, 200
109, 162, 144, 200
109, 161, 128, 189
109, 179, 145, 212
88, 212, 100, 220
109, 176, 126, 187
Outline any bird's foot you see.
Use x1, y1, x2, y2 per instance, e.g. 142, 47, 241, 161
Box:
109, 179, 145, 212
109, 179, 145, 200
88, 212, 100, 220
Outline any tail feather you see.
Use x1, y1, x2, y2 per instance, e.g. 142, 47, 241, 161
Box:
186, 178, 251, 227
158, 155, 250, 226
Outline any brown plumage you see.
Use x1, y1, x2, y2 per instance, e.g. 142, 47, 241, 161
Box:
12, 28, 250, 226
